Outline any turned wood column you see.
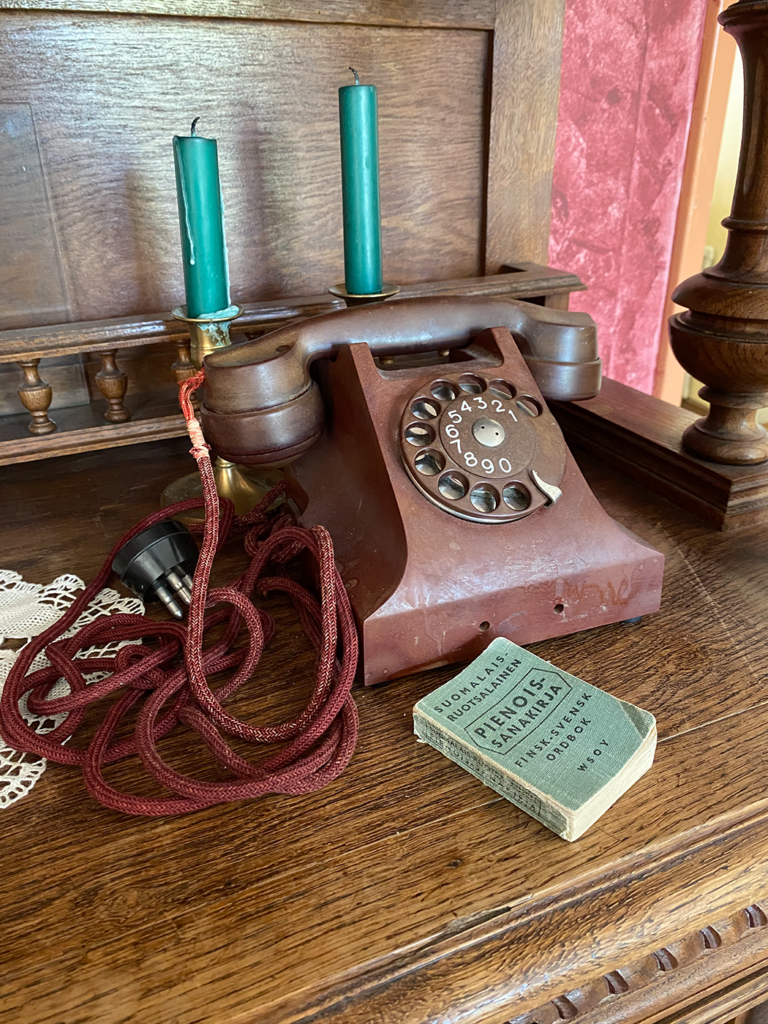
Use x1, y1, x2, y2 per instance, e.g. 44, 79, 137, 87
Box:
94, 350, 130, 422
670, 0, 768, 464
170, 339, 196, 387
171, 339, 199, 409
17, 359, 56, 435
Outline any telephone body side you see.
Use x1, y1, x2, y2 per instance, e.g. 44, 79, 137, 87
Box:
202, 297, 664, 685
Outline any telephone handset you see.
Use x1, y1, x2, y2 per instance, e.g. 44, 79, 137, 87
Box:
202, 296, 664, 685
200, 296, 600, 466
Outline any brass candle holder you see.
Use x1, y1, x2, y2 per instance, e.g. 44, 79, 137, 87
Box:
329, 283, 400, 307
172, 304, 243, 367
162, 304, 282, 520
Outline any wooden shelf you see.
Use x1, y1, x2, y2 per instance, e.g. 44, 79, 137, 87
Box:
0, 264, 584, 465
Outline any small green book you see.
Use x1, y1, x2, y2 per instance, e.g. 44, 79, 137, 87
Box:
413, 637, 656, 841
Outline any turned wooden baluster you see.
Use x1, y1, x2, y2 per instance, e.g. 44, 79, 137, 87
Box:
17, 359, 56, 435
171, 339, 196, 386
171, 339, 199, 408
95, 350, 130, 422
670, 0, 768, 464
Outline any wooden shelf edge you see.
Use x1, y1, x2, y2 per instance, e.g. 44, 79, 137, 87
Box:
0, 266, 586, 466
552, 378, 768, 531
0, 414, 187, 466
0, 265, 582, 364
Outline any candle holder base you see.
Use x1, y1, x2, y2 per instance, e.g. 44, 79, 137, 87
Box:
172, 305, 243, 368
165, 303, 277, 522
161, 457, 283, 524
329, 283, 400, 307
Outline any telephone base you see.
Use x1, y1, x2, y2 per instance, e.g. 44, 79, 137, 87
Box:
290, 338, 664, 686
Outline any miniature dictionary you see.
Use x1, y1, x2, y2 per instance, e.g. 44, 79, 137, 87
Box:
413, 637, 656, 841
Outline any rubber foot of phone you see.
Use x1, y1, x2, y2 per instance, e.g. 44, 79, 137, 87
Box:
622, 616, 643, 625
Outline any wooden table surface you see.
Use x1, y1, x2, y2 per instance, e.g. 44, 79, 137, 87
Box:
2, 438, 768, 1024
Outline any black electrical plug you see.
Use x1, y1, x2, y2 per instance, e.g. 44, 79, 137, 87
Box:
112, 520, 199, 619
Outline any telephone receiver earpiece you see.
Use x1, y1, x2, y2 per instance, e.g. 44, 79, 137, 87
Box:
201, 295, 600, 466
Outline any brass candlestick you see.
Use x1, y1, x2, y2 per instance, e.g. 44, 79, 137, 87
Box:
162, 304, 282, 520
329, 283, 400, 307
172, 304, 243, 367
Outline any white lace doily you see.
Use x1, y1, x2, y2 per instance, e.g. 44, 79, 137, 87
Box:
0, 570, 143, 808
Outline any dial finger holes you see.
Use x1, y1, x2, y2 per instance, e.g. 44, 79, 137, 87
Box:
438, 472, 468, 500
414, 449, 445, 476
516, 396, 542, 417
502, 483, 531, 511
405, 422, 436, 447
430, 380, 458, 402
411, 398, 440, 420
470, 484, 500, 514
458, 374, 486, 395
489, 379, 516, 400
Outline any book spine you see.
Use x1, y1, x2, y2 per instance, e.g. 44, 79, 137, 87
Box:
414, 712, 568, 837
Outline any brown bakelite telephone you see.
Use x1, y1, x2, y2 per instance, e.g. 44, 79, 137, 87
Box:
201, 296, 664, 685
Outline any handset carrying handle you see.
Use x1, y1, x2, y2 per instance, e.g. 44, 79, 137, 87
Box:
201, 295, 600, 466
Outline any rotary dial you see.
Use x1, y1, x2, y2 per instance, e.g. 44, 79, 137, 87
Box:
399, 372, 567, 523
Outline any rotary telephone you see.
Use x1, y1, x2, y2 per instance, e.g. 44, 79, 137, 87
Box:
201, 296, 664, 685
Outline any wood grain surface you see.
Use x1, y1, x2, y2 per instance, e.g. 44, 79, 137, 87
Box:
1, 0, 496, 30
0, 9, 488, 322
485, 0, 566, 269
1, 440, 768, 1023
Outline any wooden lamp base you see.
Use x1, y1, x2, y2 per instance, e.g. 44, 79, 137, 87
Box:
552, 379, 768, 531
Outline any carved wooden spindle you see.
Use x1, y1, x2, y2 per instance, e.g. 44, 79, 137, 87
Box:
94, 350, 130, 423
670, 0, 768, 464
171, 339, 196, 387
171, 339, 199, 409
17, 359, 56, 435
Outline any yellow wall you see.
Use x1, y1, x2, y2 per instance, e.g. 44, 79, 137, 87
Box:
705, 52, 743, 264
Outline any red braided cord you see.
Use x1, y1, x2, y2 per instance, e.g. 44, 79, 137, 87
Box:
0, 369, 359, 815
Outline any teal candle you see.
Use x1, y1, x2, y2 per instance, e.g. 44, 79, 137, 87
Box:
173, 119, 230, 318
338, 69, 383, 295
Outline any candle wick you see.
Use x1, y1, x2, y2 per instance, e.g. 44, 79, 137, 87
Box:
190, 116, 200, 137
349, 67, 360, 86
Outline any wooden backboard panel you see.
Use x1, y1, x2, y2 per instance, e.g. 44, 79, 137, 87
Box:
0, 102, 71, 329
0, 10, 489, 322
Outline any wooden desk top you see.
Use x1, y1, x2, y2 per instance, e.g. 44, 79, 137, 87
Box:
2, 439, 768, 1024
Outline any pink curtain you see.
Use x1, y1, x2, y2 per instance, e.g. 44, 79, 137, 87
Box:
549, 0, 708, 393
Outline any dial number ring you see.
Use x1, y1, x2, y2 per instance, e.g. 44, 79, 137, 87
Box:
439, 392, 536, 480
399, 374, 566, 523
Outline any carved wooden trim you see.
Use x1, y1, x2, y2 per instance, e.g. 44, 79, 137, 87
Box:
0, 413, 186, 466
17, 358, 56, 435
94, 350, 130, 423
505, 902, 768, 1024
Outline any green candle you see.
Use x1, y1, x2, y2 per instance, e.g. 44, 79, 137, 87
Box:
338, 69, 383, 295
173, 119, 230, 318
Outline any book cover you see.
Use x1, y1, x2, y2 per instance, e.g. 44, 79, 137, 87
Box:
413, 637, 656, 840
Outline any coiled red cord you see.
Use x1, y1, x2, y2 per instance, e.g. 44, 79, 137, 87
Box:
0, 370, 359, 815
